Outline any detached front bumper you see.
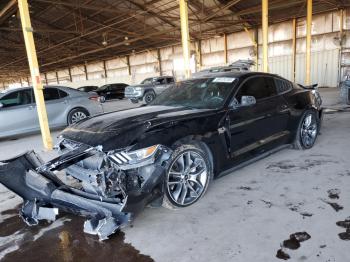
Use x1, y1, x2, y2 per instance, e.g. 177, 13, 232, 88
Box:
0, 142, 171, 240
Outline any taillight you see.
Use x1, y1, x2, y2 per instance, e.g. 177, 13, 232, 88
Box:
89, 95, 99, 101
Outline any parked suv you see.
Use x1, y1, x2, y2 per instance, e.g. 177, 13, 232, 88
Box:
125, 76, 175, 104
95, 83, 129, 101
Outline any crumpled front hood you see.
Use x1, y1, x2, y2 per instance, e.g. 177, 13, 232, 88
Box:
61, 105, 213, 151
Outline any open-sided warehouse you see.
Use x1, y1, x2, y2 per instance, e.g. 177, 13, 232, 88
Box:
0, 1, 350, 261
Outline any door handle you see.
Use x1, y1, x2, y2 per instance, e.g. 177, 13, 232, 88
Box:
61, 100, 68, 104
28, 105, 34, 110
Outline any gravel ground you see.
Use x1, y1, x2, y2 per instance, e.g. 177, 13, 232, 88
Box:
0, 89, 349, 262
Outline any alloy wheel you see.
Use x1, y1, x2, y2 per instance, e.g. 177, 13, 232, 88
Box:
166, 151, 208, 206
300, 113, 317, 148
71, 111, 87, 124
145, 93, 155, 104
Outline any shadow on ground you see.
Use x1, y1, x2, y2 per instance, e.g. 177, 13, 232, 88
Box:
0, 207, 153, 262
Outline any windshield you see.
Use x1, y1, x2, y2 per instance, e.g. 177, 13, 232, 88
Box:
141, 78, 154, 85
97, 85, 109, 91
150, 77, 237, 109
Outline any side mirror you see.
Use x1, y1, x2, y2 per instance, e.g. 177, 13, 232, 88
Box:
0, 103, 3, 108
241, 95, 256, 106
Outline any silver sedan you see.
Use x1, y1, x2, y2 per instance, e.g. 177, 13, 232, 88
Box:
0, 86, 104, 138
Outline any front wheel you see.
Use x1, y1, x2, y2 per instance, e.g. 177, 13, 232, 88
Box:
130, 98, 139, 104
293, 110, 319, 150
144, 91, 156, 104
163, 144, 213, 209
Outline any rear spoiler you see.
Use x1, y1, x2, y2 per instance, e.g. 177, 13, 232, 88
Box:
298, 83, 318, 90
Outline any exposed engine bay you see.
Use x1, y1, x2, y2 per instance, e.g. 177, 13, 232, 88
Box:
0, 138, 171, 240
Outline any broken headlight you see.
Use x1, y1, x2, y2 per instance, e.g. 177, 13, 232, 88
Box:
109, 145, 160, 169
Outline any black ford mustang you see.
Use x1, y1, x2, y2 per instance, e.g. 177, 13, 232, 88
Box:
0, 72, 322, 240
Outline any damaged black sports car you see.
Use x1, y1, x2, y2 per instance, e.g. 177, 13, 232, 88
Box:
0, 72, 323, 240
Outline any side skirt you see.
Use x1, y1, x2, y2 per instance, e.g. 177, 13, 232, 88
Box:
217, 144, 291, 178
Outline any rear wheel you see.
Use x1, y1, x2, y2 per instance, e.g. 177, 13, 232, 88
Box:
293, 110, 319, 150
144, 91, 156, 104
163, 144, 213, 209
67, 108, 89, 125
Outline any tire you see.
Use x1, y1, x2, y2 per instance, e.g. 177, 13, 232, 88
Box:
162, 144, 213, 209
67, 108, 89, 125
144, 91, 156, 104
130, 98, 139, 104
293, 110, 319, 150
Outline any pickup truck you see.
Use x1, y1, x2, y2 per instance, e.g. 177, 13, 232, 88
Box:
124, 76, 175, 104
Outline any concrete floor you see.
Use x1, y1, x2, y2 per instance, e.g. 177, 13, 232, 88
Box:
0, 90, 350, 261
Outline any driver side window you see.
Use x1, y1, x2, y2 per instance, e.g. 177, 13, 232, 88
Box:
0, 90, 32, 108
235, 76, 277, 102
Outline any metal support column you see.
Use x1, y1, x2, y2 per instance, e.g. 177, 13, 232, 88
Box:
262, 0, 268, 72
224, 33, 228, 65
103, 60, 108, 78
18, 0, 52, 150
305, 0, 312, 85
179, 0, 191, 78
44, 73, 48, 85
244, 27, 258, 71
338, 9, 344, 83
196, 40, 202, 71
126, 56, 131, 76
254, 28, 259, 71
157, 49, 162, 76
55, 71, 59, 84
84, 64, 88, 80
68, 68, 72, 82
292, 17, 297, 82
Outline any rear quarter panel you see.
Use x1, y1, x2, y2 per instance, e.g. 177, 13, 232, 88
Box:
282, 87, 320, 142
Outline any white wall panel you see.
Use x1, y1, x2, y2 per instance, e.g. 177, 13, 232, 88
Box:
227, 47, 253, 63
295, 49, 339, 87
106, 58, 127, 70
57, 69, 70, 83
268, 55, 293, 81
228, 31, 255, 49
202, 52, 224, 68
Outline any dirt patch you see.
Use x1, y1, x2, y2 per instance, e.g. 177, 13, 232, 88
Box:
237, 186, 252, 191
327, 189, 340, 199
261, 199, 272, 208
283, 238, 300, 250
323, 201, 343, 212
300, 212, 313, 218
0, 208, 153, 262
276, 232, 311, 260
276, 249, 290, 260
336, 219, 350, 241
267, 159, 338, 173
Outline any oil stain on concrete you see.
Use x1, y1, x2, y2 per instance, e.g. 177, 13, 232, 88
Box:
0, 208, 153, 262
336, 218, 350, 241
276, 232, 311, 260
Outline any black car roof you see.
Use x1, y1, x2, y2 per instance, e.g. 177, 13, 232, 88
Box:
193, 71, 278, 79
